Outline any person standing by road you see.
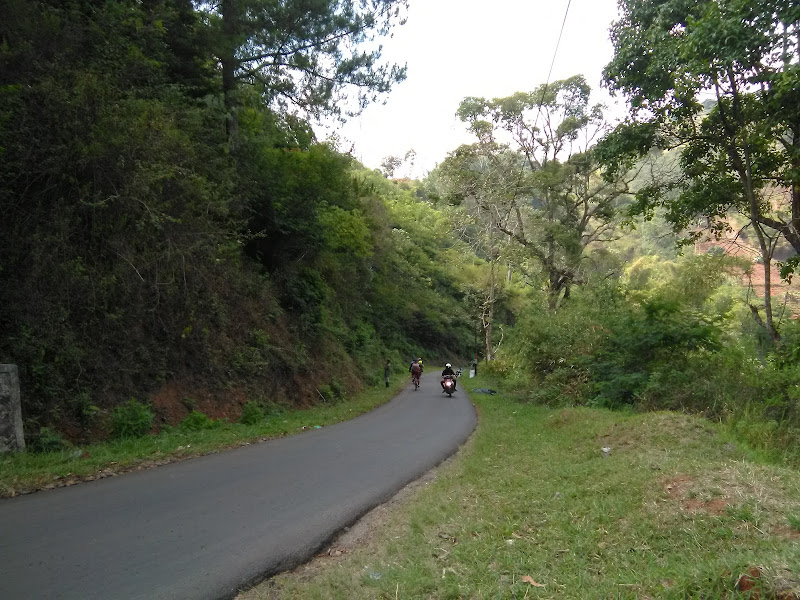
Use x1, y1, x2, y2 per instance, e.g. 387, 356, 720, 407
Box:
384, 360, 391, 387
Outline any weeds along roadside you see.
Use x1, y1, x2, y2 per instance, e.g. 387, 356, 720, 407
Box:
0, 375, 410, 498
250, 374, 800, 600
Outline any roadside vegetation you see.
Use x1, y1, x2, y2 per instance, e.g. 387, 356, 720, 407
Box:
244, 376, 800, 600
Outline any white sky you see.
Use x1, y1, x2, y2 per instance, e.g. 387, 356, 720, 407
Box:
322, 0, 624, 179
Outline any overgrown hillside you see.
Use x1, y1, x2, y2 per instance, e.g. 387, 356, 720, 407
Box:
0, 1, 489, 448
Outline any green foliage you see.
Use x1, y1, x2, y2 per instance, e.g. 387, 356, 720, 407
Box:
775, 320, 800, 367
788, 514, 800, 533
238, 399, 288, 425
318, 205, 373, 258
30, 427, 72, 454
499, 255, 741, 409
444, 76, 633, 309
242, 145, 359, 271
1, 0, 247, 431
587, 298, 721, 407
239, 401, 266, 425
179, 411, 220, 431
317, 380, 346, 404
71, 391, 100, 429
282, 267, 330, 331
779, 255, 800, 283
601, 0, 800, 277
208, 0, 408, 118
110, 399, 154, 439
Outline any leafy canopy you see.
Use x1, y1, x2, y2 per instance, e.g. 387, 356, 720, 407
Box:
206, 0, 409, 118
600, 0, 800, 256
442, 76, 634, 308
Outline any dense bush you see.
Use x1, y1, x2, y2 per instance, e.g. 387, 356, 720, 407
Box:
179, 411, 220, 431
499, 258, 738, 409
317, 381, 346, 403
586, 298, 722, 407
110, 399, 154, 439
30, 427, 72, 453
239, 401, 266, 426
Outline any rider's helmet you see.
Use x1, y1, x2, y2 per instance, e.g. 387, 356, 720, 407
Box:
445, 363, 451, 368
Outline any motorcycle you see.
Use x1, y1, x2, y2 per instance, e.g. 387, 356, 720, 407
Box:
441, 375, 456, 396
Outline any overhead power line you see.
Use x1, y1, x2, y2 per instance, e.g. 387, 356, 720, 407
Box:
532, 0, 573, 132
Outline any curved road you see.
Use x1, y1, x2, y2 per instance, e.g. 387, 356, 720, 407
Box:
0, 377, 476, 599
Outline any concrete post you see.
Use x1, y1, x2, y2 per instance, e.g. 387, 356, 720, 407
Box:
0, 365, 25, 452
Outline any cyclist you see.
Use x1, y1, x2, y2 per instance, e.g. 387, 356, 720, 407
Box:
409, 359, 422, 387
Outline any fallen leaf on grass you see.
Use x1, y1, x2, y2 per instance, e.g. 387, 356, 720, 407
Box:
521, 575, 546, 587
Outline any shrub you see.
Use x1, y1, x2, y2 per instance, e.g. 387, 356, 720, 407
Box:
317, 381, 347, 403
179, 410, 219, 431
72, 390, 100, 429
31, 426, 72, 453
239, 401, 265, 425
363, 371, 381, 387
110, 398, 154, 439
329, 379, 345, 400
262, 401, 287, 417
317, 384, 334, 402
585, 298, 721, 407
527, 367, 591, 407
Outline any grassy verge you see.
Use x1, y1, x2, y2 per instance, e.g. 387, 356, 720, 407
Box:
247, 375, 800, 599
0, 376, 409, 498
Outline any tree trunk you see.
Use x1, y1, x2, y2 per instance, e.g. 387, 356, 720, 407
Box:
752, 223, 781, 343
792, 127, 800, 250
484, 248, 495, 361
221, 0, 239, 148
547, 267, 566, 310
547, 277, 560, 311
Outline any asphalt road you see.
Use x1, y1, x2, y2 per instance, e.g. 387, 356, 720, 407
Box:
0, 376, 476, 600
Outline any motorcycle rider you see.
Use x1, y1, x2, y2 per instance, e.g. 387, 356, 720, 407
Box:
441, 363, 457, 392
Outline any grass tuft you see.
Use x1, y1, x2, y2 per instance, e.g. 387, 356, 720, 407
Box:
788, 513, 800, 532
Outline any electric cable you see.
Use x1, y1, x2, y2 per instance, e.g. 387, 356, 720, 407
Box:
532, 0, 573, 132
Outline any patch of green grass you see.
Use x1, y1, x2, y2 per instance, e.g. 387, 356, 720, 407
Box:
244, 374, 800, 600
788, 514, 800, 532
0, 376, 409, 498
726, 502, 757, 523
